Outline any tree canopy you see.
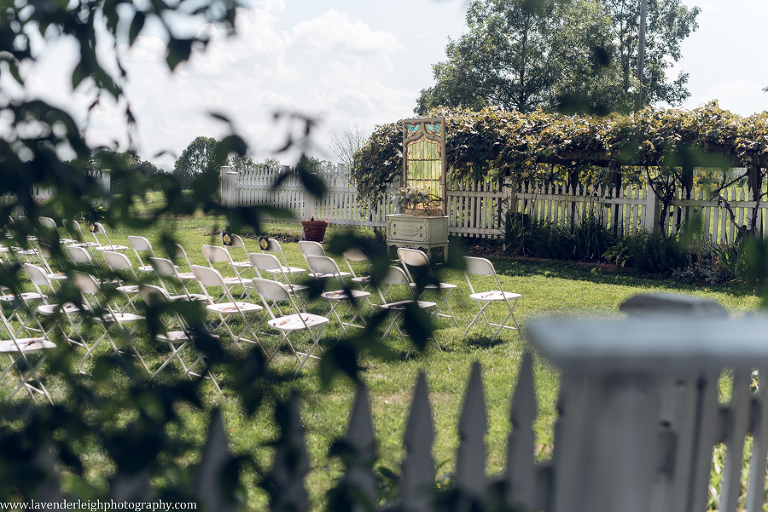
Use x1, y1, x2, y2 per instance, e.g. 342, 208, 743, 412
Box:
173, 136, 223, 190
416, 0, 700, 115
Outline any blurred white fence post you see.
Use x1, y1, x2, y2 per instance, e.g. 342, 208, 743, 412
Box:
219, 166, 238, 207
528, 300, 768, 512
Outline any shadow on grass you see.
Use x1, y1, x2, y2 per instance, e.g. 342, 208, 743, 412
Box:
490, 256, 757, 298
462, 332, 508, 350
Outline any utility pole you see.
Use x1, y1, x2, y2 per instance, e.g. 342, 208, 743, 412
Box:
636, 0, 647, 110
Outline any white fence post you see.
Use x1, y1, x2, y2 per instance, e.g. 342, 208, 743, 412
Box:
644, 183, 660, 231
219, 166, 238, 207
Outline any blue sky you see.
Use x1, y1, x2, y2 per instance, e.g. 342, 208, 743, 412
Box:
11, 0, 768, 170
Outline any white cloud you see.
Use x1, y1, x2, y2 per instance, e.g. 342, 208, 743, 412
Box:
685, 80, 768, 117
289, 10, 402, 60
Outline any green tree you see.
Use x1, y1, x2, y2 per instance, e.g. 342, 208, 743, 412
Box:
416, 0, 699, 115
228, 154, 257, 173
417, 0, 557, 114
173, 136, 221, 190
604, 0, 700, 107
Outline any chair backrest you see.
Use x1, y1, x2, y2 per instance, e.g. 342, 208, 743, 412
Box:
93, 222, 116, 246
65, 220, 88, 243
251, 278, 291, 302
464, 256, 495, 276
382, 265, 410, 286
103, 250, 133, 273
223, 233, 246, 249
24, 263, 51, 288
66, 245, 93, 265
202, 245, 232, 264
397, 247, 430, 268
128, 236, 153, 252
343, 247, 368, 263
248, 253, 282, 273
298, 241, 325, 258
260, 238, 281, 253
306, 255, 342, 277
72, 271, 100, 295
140, 283, 171, 305
173, 243, 195, 269
38, 217, 57, 230
191, 264, 225, 288
149, 257, 177, 278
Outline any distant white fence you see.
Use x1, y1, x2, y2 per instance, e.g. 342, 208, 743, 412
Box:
222, 165, 766, 243
3, 170, 111, 208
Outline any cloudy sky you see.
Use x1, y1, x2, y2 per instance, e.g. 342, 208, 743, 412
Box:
14, 0, 768, 170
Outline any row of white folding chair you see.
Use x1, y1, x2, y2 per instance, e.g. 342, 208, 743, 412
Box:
158, 260, 327, 374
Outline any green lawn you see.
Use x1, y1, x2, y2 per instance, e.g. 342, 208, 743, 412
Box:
5, 201, 763, 510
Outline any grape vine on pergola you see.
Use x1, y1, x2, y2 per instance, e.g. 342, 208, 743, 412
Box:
353, 102, 768, 231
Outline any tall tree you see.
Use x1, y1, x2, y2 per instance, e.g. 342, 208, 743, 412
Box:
173, 136, 220, 190
417, 0, 557, 114
604, 0, 700, 107
416, 0, 699, 115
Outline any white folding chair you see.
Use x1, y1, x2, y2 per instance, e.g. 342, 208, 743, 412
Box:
66, 244, 97, 267
24, 263, 86, 348
251, 277, 329, 373
248, 253, 309, 308
35, 243, 68, 283
221, 233, 253, 275
0, 307, 55, 403
161, 243, 200, 286
64, 220, 101, 253
259, 238, 306, 283
102, 251, 143, 313
0, 283, 47, 339
39, 216, 76, 245
71, 271, 148, 374
91, 222, 128, 253
128, 236, 157, 273
376, 266, 439, 358
397, 247, 458, 326
297, 240, 354, 280
149, 257, 207, 302
201, 245, 253, 297
191, 264, 264, 352
305, 255, 370, 337
463, 256, 522, 341
140, 284, 221, 391
343, 247, 372, 290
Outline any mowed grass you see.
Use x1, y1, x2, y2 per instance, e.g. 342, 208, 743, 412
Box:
6, 193, 763, 510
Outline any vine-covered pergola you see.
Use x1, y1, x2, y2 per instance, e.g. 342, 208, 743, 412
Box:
352, 102, 768, 231
353, 102, 768, 231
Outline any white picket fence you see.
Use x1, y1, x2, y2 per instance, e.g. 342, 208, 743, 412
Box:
222, 166, 768, 243
513, 181, 654, 235
666, 187, 768, 243
223, 166, 509, 238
